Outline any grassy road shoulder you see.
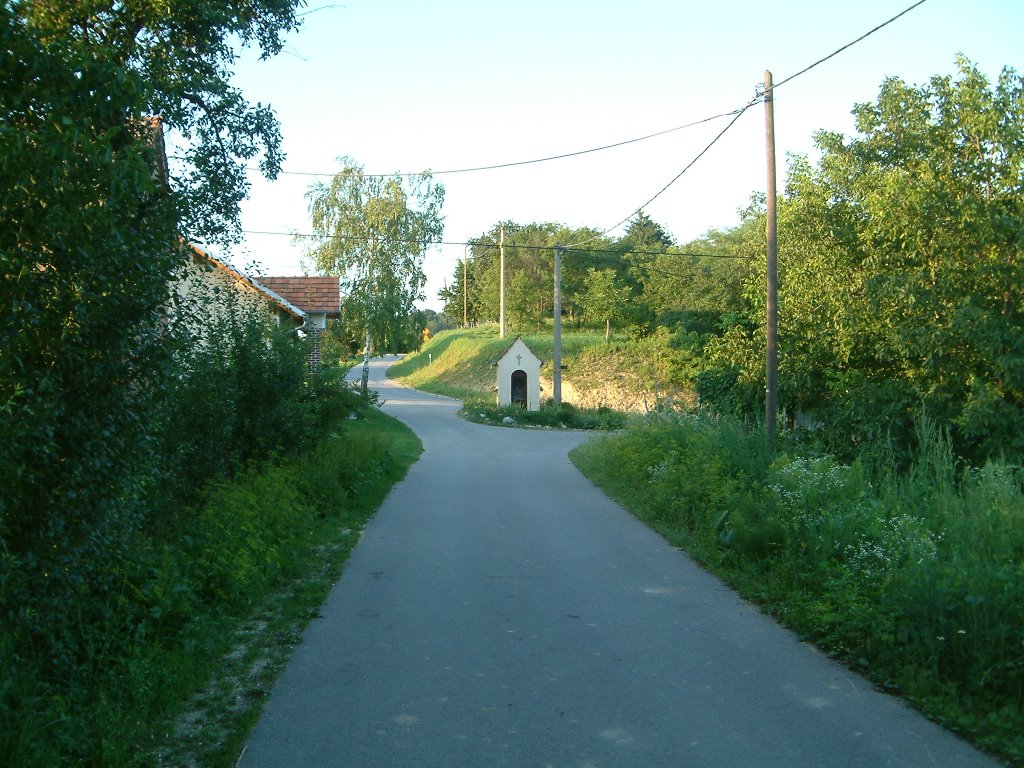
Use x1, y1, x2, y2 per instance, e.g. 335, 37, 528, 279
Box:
571, 418, 1023, 766
149, 405, 422, 767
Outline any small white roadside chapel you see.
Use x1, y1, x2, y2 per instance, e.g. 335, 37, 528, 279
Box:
495, 336, 543, 411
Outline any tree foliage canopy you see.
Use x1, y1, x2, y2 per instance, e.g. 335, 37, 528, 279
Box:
1, 4, 305, 757
303, 158, 445, 353
14, 0, 301, 245
438, 60, 1022, 463
702, 58, 1024, 461
443, 221, 614, 331
1, 0, 304, 567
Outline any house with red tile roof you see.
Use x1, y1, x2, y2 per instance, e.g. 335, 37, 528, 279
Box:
148, 121, 323, 370
256, 276, 341, 369
256, 276, 340, 329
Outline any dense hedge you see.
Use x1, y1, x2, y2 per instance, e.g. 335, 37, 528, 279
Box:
0, 303, 369, 764
0, 5, 354, 764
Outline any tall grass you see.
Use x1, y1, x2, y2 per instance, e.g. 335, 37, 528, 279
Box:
571, 415, 1024, 765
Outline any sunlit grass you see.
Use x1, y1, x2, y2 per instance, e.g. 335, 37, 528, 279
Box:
389, 324, 609, 401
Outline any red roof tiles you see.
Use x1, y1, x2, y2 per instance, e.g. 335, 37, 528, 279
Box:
257, 277, 340, 315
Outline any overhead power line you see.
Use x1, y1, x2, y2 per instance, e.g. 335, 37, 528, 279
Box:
223, 0, 931, 221
246, 108, 744, 179
567, 97, 759, 247
296, 3, 343, 18
572, 0, 929, 244
241, 229, 750, 260
773, 0, 929, 90
239, 0, 928, 187
236, 0, 930, 267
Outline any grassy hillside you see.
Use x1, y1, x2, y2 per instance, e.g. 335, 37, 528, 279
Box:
388, 325, 633, 429
390, 324, 691, 413
388, 324, 605, 399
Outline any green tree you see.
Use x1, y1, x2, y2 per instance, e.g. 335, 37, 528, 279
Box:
1, 0, 304, 579
16, 0, 299, 246
451, 221, 613, 329
632, 211, 759, 325
583, 268, 630, 340
607, 212, 675, 332
439, 253, 481, 327
1, 3, 305, 761
303, 158, 445, 376
620, 210, 675, 251
472, 222, 558, 328
705, 58, 1024, 461
1, 5, 176, 611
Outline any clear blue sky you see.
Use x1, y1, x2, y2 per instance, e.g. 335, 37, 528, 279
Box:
217, 0, 1023, 311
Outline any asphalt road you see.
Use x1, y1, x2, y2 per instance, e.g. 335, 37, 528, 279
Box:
239, 357, 999, 768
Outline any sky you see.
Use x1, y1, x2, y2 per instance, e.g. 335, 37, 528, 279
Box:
215, 0, 1024, 311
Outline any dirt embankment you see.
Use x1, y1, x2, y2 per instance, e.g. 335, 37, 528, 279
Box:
541, 367, 694, 414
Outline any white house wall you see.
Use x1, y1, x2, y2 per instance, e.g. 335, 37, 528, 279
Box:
168, 250, 303, 346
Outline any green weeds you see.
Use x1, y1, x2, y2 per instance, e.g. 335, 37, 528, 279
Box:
572, 415, 1024, 765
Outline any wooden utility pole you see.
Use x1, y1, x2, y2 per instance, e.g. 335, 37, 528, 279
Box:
463, 244, 468, 327
499, 225, 507, 338
553, 244, 564, 406
764, 69, 779, 445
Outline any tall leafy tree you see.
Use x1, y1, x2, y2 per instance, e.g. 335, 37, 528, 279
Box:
0, 1, 305, 751
15, 0, 299, 246
439, 254, 484, 327
303, 158, 445, 366
449, 221, 612, 329
611, 211, 675, 331
2, 0, 301, 586
439, 253, 467, 326
621, 210, 675, 251
631, 208, 760, 325
583, 268, 630, 341
706, 58, 1024, 461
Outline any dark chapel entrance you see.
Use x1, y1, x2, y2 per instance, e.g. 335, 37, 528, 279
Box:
510, 370, 528, 407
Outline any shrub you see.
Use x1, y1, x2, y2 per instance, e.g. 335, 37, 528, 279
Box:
695, 365, 763, 419
186, 464, 310, 606
462, 397, 628, 430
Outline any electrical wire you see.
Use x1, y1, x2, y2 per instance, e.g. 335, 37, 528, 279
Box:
296, 4, 343, 18
242, 229, 750, 260
242, 108, 744, 179
238, 0, 929, 268
236, 1, 928, 186
565, 0, 928, 247
773, 0, 929, 91
565, 96, 759, 248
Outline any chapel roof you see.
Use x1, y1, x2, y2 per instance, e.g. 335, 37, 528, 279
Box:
497, 336, 543, 365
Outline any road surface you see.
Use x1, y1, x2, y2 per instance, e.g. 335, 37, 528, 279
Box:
239, 357, 998, 767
